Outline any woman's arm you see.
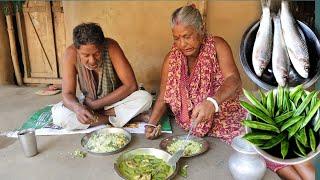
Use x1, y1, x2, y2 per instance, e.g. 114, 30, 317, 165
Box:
191, 36, 242, 124
148, 53, 170, 125
145, 53, 170, 139
211, 36, 242, 104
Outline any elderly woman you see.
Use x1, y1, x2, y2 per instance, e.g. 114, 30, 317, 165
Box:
145, 5, 315, 180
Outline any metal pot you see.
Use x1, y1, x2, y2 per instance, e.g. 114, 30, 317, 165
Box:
245, 107, 320, 165
240, 20, 320, 90
228, 135, 266, 180
114, 148, 178, 180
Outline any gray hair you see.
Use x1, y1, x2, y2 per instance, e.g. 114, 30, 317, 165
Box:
170, 5, 203, 34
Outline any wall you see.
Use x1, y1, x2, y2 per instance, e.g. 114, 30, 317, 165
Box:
63, 1, 261, 91
207, 1, 260, 90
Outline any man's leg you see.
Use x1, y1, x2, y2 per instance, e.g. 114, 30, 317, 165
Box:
51, 102, 90, 130
105, 90, 152, 127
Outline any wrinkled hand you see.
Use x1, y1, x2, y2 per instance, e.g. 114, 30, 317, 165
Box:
145, 124, 161, 140
191, 100, 216, 125
84, 96, 98, 110
74, 104, 95, 124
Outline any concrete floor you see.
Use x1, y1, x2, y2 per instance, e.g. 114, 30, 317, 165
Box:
0, 85, 281, 180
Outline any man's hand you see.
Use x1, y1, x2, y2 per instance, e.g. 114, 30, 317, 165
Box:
84, 96, 99, 110
191, 100, 216, 125
74, 104, 95, 124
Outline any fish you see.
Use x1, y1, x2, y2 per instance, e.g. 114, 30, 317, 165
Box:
252, 0, 273, 77
272, 14, 290, 87
280, 0, 309, 78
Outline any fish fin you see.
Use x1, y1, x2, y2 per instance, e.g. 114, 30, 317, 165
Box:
260, 0, 270, 8
298, 26, 306, 42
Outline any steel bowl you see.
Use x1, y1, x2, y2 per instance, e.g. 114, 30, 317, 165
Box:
240, 20, 320, 90
159, 135, 209, 157
114, 148, 178, 180
245, 110, 320, 165
81, 127, 131, 156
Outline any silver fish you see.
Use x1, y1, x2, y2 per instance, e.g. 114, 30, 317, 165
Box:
280, 0, 309, 78
252, 0, 273, 77
272, 15, 290, 87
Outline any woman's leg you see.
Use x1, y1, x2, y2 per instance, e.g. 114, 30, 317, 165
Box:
293, 161, 315, 180
276, 166, 302, 180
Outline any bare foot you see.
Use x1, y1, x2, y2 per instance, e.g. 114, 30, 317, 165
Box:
89, 114, 109, 127
131, 111, 151, 123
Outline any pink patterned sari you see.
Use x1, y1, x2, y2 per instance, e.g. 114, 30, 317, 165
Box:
164, 34, 284, 172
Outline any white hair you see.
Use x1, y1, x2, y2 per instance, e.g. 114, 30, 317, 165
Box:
170, 5, 204, 35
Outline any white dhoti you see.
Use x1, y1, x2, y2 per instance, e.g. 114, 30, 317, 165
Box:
51, 90, 153, 130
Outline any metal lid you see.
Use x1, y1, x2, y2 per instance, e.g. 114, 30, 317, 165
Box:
231, 135, 257, 155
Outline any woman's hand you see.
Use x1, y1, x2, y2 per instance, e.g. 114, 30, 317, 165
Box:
191, 100, 216, 125
145, 124, 162, 140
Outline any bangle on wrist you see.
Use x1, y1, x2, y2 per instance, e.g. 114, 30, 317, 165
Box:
206, 97, 219, 113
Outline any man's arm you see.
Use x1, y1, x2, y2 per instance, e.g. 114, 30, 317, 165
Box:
88, 39, 138, 110
62, 46, 94, 124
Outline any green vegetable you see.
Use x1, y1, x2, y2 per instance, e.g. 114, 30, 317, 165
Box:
293, 92, 315, 117
293, 90, 304, 106
243, 132, 275, 140
242, 120, 279, 133
261, 132, 287, 149
259, 89, 267, 107
295, 128, 308, 147
73, 150, 87, 158
295, 138, 306, 156
179, 164, 189, 178
277, 86, 284, 109
243, 89, 272, 117
246, 139, 266, 146
293, 150, 305, 158
86, 133, 129, 153
167, 139, 202, 156
287, 120, 303, 138
280, 116, 303, 132
309, 128, 316, 152
266, 90, 275, 117
281, 140, 289, 159
242, 87, 320, 160
240, 101, 275, 125
289, 85, 303, 99
300, 100, 320, 129
119, 154, 173, 180
274, 111, 294, 124
314, 116, 320, 132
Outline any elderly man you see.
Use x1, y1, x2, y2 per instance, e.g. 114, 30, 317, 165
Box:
51, 23, 152, 130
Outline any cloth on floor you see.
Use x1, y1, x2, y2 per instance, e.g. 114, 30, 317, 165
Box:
3, 104, 172, 138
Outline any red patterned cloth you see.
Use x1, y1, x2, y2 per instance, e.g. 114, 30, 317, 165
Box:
163, 34, 285, 172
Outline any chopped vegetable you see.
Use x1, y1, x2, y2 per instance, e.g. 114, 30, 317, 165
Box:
73, 150, 87, 158
167, 139, 202, 156
86, 133, 129, 153
119, 154, 173, 180
179, 164, 189, 178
